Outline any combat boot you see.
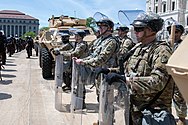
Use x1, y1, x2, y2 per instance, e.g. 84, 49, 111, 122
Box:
93, 121, 99, 125
82, 99, 86, 109
62, 85, 71, 92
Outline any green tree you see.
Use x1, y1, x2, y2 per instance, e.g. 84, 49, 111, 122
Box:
86, 17, 96, 30
40, 27, 50, 31
21, 31, 36, 39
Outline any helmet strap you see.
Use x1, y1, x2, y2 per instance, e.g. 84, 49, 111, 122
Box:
140, 30, 156, 42
99, 26, 112, 37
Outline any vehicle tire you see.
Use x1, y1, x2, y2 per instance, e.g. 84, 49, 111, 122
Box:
41, 48, 52, 79
39, 47, 44, 68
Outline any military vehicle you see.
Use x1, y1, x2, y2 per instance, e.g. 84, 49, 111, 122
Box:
166, 35, 188, 103
38, 15, 96, 79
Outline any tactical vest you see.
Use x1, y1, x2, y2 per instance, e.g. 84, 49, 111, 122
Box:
126, 40, 174, 111
125, 40, 171, 76
89, 35, 119, 68
102, 36, 119, 67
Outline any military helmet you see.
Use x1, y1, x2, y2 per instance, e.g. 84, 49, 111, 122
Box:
96, 18, 114, 28
59, 33, 69, 41
131, 12, 164, 32
116, 25, 129, 32
74, 30, 86, 38
0, 30, 4, 35
167, 24, 184, 34
58, 32, 69, 37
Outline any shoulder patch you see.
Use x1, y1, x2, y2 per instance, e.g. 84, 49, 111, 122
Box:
161, 55, 169, 63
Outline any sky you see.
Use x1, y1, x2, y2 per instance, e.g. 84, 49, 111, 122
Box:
0, 0, 146, 28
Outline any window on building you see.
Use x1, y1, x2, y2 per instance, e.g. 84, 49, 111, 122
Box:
7, 25, 10, 36
12, 20, 14, 23
155, 6, 158, 13
19, 26, 22, 36
0, 25, 2, 30
15, 25, 18, 35
3, 25, 6, 34
172, 1, 175, 11
163, 3, 166, 12
11, 25, 14, 36
23, 26, 26, 34
7, 20, 10, 23
0, 20, 1, 23
3, 20, 6, 23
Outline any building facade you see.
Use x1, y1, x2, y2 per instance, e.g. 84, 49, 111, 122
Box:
0, 10, 39, 37
146, 0, 188, 29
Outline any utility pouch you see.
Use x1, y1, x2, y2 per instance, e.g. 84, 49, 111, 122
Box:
141, 108, 176, 125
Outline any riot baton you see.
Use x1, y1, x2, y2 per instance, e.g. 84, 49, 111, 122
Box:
169, 23, 176, 51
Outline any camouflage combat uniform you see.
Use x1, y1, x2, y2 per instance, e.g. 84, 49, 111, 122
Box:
124, 40, 174, 124
62, 41, 88, 60
0, 33, 6, 65
59, 42, 73, 52
82, 34, 119, 104
61, 40, 88, 83
82, 34, 119, 68
116, 35, 135, 74
117, 35, 135, 58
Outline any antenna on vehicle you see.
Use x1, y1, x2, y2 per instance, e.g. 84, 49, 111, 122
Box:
74, 11, 76, 18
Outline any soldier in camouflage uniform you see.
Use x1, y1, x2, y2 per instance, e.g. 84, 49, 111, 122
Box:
65, 30, 88, 108
15, 34, 21, 53
75, 19, 119, 67
105, 12, 175, 125
25, 36, 34, 58
6, 35, 15, 57
75, 19, 119, 101
87, 29, 100, 52
115, 25, 135, 74
61, 30, 88, 61
167, 24, 187, 125
58, 33, 73, 51
53, 30, 88, 92
116, 25, 135, 57
0, 31, 6, 65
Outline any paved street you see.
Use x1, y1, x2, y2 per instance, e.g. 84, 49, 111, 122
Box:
0, 50, 99, 125
0, 50, 188, 125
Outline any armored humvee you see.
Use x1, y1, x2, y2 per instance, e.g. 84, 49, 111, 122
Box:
38, 15, 96, 79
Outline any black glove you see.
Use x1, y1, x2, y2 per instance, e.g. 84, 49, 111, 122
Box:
52, 49, 60, 56
95, 67, 110, 79
105, 73, 126, 85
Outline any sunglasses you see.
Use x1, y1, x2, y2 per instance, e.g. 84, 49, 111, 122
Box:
134, 27, 145, 32
98, 25, 108, 28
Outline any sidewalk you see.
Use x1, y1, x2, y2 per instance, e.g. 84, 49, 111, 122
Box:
0, 50, 187, 125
